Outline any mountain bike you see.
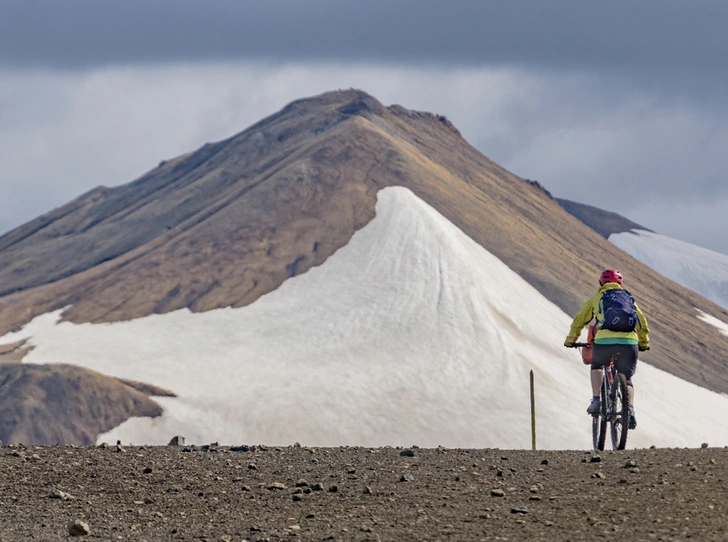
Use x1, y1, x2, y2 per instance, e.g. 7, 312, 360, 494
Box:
571, 343, 629, 451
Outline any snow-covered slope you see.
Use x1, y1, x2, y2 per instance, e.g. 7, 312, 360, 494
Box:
610, 229, 728, 311
2, 188, 728, 450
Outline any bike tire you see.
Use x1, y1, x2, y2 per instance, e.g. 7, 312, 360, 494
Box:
610, 372, 629, 450
593, 376, 608, 451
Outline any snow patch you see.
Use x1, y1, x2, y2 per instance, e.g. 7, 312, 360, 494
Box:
610, 229, 728, 310
4, 187, 728, 449
696, 309, 728, 338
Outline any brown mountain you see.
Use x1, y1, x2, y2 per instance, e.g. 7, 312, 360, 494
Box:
0, 363, 174, 445
0, 88, 726, 403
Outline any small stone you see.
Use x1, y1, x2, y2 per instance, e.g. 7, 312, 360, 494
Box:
248, 463, 257, 470
48, 488, 74, 500
540, 459, 549, 465
529, 486, 539, 493
292, 494, 302, 502
182, 447, 192, 453
241, 485, 251, 491
490, 489, 505, 497
590, 455, 601, 463
400, 449, 415, 457
67, 520, 90, 536
630, 467, 640, 474
97, 442, 108, 449
143, 467, 153, 474
496, 469, 503, 477
702, 442, 709, 449
268, 482, 286, 490
290, 525, 301, 531
511, 506, 528, 514
624, 459, 637, 468
328, 485, 339, 493
690, 466, 698, 471
710, 458, 717, 464
231, 445, 250, 452
167, 436, 185, 446
166, 486, 178, 493
529, 495, 542, 501
545, 521, 554, 526
295, 480, 309, 487
363, 486, 373, 495
399, 474, 414, 483
592, 472, 606, 479
309, 483, 324, 491
347, 468, 356, 474
115, 444, 125, 453
306, 513, 315, 518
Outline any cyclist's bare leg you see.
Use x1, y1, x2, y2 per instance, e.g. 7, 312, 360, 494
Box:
627, 384, 634, 406
591, 369, 603, 396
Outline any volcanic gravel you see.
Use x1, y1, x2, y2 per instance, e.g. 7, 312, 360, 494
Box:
1, 443, 727, 541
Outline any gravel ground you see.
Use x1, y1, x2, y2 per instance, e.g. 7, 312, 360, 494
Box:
1, 443, 727, 541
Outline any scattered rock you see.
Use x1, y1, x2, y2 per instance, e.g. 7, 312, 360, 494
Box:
295, 480, 309, 488
399, 474, 414, 483
624, 459, 637, 468
363, 486, 373, 495
167, 436, 185, 446
529, 486, 539, 493
541, 459, 550, 465
143, 467, 153, 474
702, 443, 709, 449
511, 506, 529, 514
292, 494, 303, 502
48, 488, 74, 500
166, 486, 178, 493
529, 495, 542, 501
231, 445, 250, 452
328, 484, 339, 493
591, 472, 606, 479
309, 483, 324, 491
400, 449, 415, 457
248, 464, 257, 470
268, 482, 286, 490
181, 447, 192, 453
67, 520, 90, 536
590, 455, 601, 463
97, 442, 108, 449
490, 489, 505, 497
630, 467, 640, 474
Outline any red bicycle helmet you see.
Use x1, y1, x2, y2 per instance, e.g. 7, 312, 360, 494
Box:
599, 268, 623, 286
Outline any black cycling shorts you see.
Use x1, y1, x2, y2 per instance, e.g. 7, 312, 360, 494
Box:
591, 344, 638, 386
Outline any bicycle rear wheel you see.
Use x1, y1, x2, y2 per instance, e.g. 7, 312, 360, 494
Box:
593, 376, 608, 451
610, 372, 629, 450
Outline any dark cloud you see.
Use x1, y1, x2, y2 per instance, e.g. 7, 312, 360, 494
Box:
2, 0, 728, 71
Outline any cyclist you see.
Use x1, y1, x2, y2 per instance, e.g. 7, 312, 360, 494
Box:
564, 269, 650, 429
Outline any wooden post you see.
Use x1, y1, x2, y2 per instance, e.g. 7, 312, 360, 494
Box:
530, 370, 536, 451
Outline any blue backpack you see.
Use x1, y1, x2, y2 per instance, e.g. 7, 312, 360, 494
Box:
599, 289, 638, 332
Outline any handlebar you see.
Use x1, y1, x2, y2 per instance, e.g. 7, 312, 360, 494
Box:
566, 342, 590, 348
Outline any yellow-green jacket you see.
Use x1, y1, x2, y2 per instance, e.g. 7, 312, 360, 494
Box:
565, 283, 649, 349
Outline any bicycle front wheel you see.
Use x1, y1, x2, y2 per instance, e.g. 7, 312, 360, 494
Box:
593, 376, 608, 451
610, 372, 629, 450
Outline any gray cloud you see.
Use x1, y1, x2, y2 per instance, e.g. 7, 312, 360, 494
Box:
2, 0, 728, 72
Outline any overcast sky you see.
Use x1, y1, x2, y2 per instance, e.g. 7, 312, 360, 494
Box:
1, 0, 727, 254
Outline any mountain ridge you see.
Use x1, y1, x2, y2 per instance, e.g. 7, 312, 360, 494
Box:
0, 88, 727, 402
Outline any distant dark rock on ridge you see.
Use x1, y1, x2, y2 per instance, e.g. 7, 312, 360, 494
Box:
557, 198, 652, 239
